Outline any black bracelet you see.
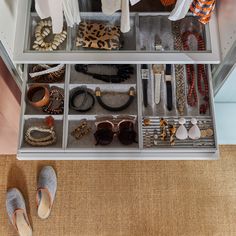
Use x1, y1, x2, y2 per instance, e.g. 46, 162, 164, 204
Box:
70, 87, 95, 112
95, 87, 135, 112
74, 64, 134, 83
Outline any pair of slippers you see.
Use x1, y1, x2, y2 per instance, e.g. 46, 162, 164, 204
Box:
6, 166, 57, 236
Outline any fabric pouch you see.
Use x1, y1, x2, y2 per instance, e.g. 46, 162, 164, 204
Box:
76, 22, 121, 50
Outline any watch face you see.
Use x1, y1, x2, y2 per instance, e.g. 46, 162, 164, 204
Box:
141, 69, 149, 79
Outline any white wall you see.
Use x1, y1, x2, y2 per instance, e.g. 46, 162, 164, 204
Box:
0, 0, 19, 60
215, 67, 236, 144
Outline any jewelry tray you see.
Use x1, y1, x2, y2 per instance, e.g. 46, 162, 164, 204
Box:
26, 12, 211, 53
18, 64, 218, 159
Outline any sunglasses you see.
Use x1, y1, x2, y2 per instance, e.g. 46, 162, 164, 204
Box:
94, 119, 137, 145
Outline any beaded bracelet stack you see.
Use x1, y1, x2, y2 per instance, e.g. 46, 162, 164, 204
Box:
25, 116, 57, 147
32, 20, 67, 51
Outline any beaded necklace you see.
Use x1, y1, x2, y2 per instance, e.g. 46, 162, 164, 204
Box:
182, 31, 209, 114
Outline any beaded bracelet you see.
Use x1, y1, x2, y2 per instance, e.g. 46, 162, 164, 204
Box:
32, 20, 67, 51
42, 87, 64, 115
25, 116, 56, 147
25, 126, 56, 146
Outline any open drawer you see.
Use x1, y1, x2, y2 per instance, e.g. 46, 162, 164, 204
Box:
17, 64, 218, 160
13, 0, 220, 64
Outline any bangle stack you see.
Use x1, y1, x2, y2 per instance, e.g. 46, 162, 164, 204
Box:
32, 20, 67, 51
27, 85, 64, 114
70, 87, 95, 112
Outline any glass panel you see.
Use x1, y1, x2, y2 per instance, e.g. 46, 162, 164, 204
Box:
139, 15, 211, 52
26, 13, 211, 53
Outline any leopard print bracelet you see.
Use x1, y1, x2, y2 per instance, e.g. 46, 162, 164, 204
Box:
30, 64, 65, 83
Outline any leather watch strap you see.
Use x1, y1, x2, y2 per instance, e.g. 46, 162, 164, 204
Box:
141, 65, 149, 107
166, 81, 173, 111
165, 64, 173, 111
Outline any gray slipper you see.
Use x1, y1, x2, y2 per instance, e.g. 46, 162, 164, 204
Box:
6, 188, 32, 236
36, 166, 57, 219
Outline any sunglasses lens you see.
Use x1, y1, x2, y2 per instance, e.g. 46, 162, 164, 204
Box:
97, 122, 113, 130
118, 121, 136, 145
94, 122, 113, 145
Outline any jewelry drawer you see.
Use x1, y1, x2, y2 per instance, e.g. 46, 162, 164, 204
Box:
17, 64, 218, 160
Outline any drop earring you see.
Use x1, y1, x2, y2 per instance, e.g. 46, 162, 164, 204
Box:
176, 118, 188, 140
188, 118, 201, 140
160, 118, 168, 141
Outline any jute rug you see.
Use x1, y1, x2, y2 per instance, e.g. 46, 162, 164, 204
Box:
0, 145, 236, 236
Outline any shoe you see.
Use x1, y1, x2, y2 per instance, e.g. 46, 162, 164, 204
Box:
36, 166, 57, 219
6, 188, 32, 236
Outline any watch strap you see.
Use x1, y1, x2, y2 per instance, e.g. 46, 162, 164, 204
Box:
166, 81, 173, 111
154, 73, 162, 105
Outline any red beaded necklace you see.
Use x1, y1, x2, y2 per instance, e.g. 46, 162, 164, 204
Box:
182, 31, 209, 114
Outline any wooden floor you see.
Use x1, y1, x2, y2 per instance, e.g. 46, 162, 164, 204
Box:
0, 146, 236, 236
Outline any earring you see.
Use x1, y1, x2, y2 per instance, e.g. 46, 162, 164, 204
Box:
176, 118, 188, 140
144, 130, 152, 148
153, 129, 158, 146
188, 118, 201, 140
168, 124, 177, 145
160, 118, 168, 141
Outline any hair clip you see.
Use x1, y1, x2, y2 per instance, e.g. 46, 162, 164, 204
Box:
71, 119, 92, 140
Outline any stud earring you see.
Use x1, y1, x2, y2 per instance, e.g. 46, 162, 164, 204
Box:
153, 129, 158, 146
188, 118, 201, 140
176, 118, 188, 140
144, 130, 152, 148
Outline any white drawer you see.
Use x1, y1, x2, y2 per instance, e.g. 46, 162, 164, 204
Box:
17, 64, 218, 160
